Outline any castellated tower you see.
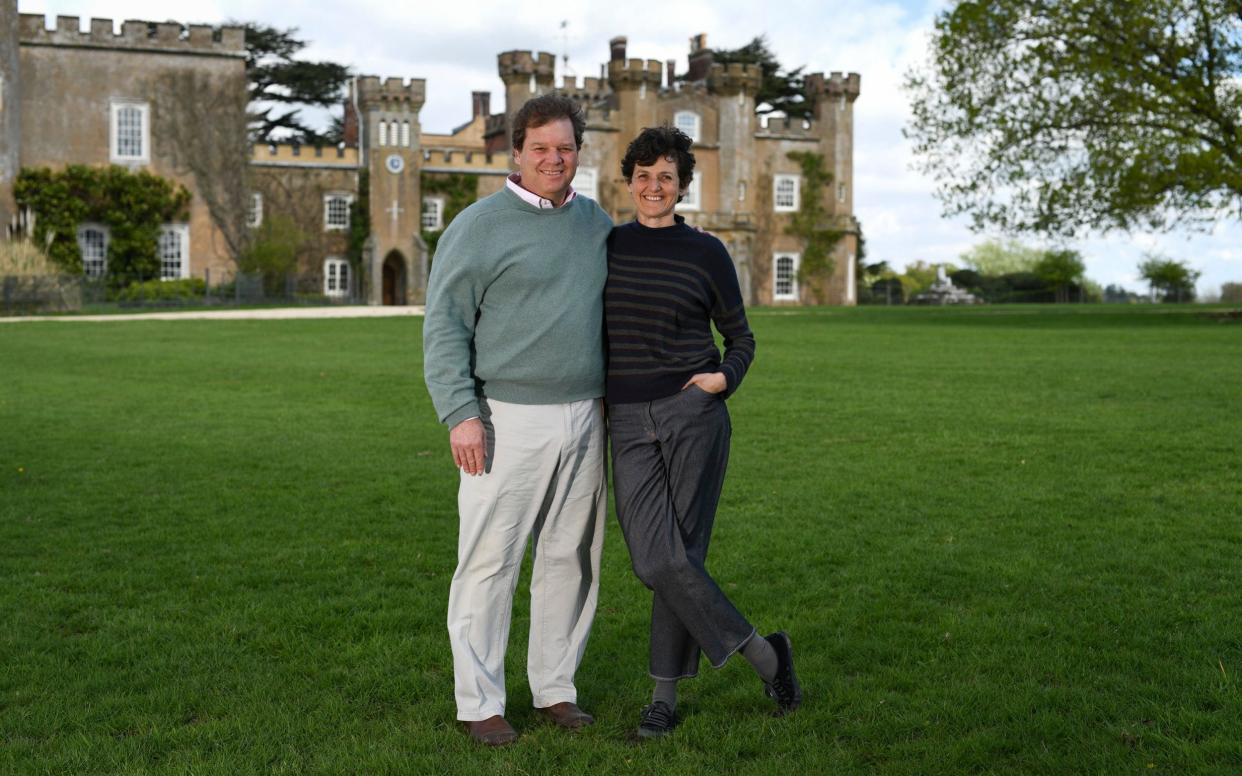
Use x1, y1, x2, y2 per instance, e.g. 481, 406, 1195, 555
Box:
804, 71, 862, 304
496, 51, 555, 151
0, 0, 20, 233
355, 76, 426, 305
607, 52, 664, 163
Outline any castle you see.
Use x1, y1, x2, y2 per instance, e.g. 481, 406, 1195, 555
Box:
1, 3, 861, 306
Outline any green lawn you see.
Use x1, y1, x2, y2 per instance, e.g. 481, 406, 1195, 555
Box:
2, 305, 1240, 774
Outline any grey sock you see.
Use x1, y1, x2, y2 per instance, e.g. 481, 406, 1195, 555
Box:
652, 679, 678, 710
741, 632, 778, 683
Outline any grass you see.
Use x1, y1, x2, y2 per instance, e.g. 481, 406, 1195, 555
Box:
2, 305, 1240, 774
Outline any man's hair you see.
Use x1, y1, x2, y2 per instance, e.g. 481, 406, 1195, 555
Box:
512, 94, 586, 151
620, 126, 696, 195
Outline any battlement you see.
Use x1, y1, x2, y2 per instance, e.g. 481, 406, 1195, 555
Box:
420, 147, 509, 173
251, 142, 359, 167
355, 76, 426, 109
558, 75, 608, 100
806, 71, 861, 101
498, 50, 556, 83
707, 62, 763, 96
607, 58, 663, 89
18, 14, 245, 56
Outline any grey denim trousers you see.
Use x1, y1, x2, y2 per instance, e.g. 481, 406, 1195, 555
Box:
608, 386, 756, 680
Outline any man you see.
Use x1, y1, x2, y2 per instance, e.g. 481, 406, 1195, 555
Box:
422, 94, 612, 747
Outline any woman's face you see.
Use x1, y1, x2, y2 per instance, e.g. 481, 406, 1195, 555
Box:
627, 155, 685, 226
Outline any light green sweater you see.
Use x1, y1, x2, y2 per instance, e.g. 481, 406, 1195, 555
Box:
423, 188, 611, 428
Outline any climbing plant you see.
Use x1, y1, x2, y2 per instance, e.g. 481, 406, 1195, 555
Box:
784, 151, 845, 303
347, 167, 371, 269
13, 165, 191, 282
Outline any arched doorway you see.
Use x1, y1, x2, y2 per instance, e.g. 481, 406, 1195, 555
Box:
382, 250, 407, 306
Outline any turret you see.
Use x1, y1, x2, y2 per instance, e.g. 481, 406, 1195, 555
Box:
707, 62, 762, 97
496, 50, 556, 150
353, 75, 427, 305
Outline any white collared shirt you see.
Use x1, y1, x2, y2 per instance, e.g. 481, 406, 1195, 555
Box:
506, 173, 577, 209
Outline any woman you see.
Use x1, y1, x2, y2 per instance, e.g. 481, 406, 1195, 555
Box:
605, 126, 801, 739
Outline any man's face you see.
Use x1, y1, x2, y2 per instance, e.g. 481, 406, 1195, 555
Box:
513, 118, 579, 205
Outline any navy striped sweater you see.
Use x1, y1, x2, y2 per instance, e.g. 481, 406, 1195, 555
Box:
605, 216, 756, 404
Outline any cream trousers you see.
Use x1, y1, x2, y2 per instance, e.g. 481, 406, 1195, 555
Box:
447, 397, 607, 721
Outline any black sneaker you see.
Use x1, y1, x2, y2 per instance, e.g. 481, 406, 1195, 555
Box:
763, 631, 801, 714
637, 700, 677, 739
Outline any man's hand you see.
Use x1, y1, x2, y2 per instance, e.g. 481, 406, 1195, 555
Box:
450, 418, 486, 476
682, 372, 727, 394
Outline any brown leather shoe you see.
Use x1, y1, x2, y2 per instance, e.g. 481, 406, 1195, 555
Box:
464, 715, 518, 746
536, 701, 594, 729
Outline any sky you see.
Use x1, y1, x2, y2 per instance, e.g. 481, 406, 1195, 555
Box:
19, 0, 1242, 297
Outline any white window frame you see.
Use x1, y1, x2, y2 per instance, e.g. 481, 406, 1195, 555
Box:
400, 120, 411, 148
378, 120, 389, 147
248, 192, 263, 228
324, 193, 353, 231
77, 224, 110, 279
674, 110, 701, 142
421, 196, 444, 232
323, 257, 350, 297
773, 251, 799, 302
677, 176, 701, 212
157, 223, 191, 280
110, 100, 150, 164
574, 166, 598, 201
774, 174, 800, 212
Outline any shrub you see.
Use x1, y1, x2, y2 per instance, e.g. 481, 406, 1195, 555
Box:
112, 278, 206, 303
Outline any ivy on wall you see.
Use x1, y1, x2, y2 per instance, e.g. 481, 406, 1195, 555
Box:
347, 167, 370, 269
420, 173, 478, 260
784, 151, 845, 303
13, 165, 191, 282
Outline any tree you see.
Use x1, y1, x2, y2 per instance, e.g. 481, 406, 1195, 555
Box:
240, 23, 351, 144
959, 238, 1043, 275
1138, 253, 1201, 302
1221, 282, 1242, 303
905, 1, 1242, 237
711, 36, 809, 118
1033, 248, 1086, 303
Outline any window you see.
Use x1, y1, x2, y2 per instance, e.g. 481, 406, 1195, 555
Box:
738, 180, 747, 203
421, 197, 444, 231
574, 167, 598, 201
248, 193, 263, 228
378, 120, 389, 147
77, 225, 109, 278
324, 194, 353, 231
400, 120, 411, 147
324, 257, 350, 297
158, 224, 190, 280
838, 182, 847, 203
110, 101, 149, 164
677, 176, 701, 212
674, 110, 701, 142
774, 252, 799, 301
774, 174, 800, 212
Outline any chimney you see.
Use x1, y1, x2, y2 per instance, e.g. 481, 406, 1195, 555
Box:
687, 33, 712, 81
472, 91, 491, 119
610, 36, 627, 62
666, 59, 677, 87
